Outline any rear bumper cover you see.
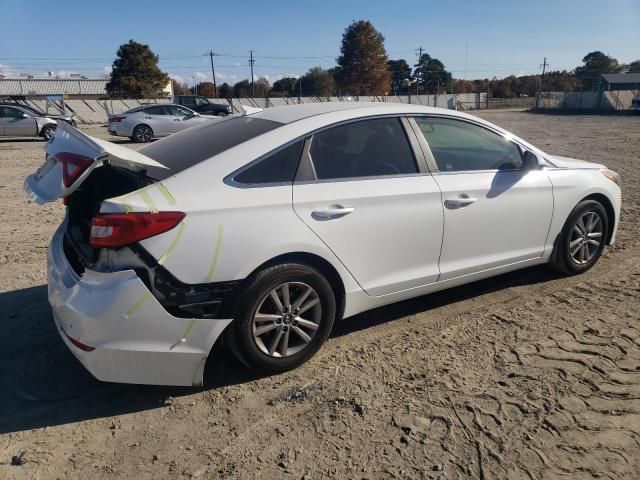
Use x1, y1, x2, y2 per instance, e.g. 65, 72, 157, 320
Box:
47, 225, 232, 386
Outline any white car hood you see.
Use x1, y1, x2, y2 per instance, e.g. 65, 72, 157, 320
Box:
548, 155, 605, 170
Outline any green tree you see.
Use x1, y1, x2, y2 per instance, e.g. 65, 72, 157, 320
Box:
218, 82, 233, 98
233, 80, 251, 97
297, 67, 336, 97
271, 77, 298, 96
628, 60, 640, 73
387, 59, 412, 94
414, 53, 452, 94
336, 20, 391, 95
574, 51, 623, 89
106, 40, 169, 98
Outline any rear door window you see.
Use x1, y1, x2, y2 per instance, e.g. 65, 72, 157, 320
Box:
144, 106, 169, 116
309, 117, 418, 180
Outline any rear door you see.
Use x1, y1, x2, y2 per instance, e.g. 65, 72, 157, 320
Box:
1, 106, 37, 136
143, 105, 172, 136
292, 116, 444, 296
411, 116, 553, 281
166, 105, 199, 133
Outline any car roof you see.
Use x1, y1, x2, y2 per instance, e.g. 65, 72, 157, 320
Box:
253, 102, 468, 125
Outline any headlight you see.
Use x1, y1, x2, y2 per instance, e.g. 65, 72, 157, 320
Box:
601, 169, 621, 186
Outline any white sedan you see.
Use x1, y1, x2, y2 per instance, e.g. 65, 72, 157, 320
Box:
25, 104, 621, 386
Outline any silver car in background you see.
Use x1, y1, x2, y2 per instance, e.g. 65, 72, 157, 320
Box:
108, 104, 217, 143
0, 105, 57, 140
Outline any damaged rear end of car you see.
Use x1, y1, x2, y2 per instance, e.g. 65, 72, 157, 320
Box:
25, 121, 234, 386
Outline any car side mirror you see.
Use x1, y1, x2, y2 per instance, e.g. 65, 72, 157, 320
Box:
522, 151, 540, 171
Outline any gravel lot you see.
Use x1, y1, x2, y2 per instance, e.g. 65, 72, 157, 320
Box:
1, 111, 639, 479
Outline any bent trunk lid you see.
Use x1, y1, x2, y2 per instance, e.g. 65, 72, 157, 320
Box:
24, 120, 167, 204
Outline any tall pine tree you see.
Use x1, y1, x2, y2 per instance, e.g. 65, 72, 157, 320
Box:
106, 40, 169, 98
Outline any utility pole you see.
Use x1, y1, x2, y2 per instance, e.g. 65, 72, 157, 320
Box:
249, 50, 255, 97
414, 46, 423, 95
536, 56, 549, 109
209, 50, 217, 97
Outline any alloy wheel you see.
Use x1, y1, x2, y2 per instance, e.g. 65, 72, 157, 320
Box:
252, 282, 322, 358
135, 126, 152, 142
569, 211, 603, 264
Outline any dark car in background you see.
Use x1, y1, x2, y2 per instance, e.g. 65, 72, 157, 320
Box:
173, 95, 231, 116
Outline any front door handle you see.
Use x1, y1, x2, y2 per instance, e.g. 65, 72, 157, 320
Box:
444, 196, 477, 208
311, 206, 354, 220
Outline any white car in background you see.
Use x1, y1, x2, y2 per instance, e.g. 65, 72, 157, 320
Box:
25, 103, 621, 386
108, 103, 218, 142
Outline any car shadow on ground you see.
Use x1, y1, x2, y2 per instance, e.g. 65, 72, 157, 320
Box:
0, 138, 46, 143
0, 265, 562, 434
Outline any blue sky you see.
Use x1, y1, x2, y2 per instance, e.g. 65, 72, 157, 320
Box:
0, 0, 638, 86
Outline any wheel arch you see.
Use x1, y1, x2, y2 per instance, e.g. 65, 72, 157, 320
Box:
221, 251, 346, 323
581, 193, 615, 245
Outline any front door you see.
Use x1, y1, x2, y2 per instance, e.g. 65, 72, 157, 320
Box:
412, 116, 553, 281
1, 107, 37, 136
293, 117, 444, 296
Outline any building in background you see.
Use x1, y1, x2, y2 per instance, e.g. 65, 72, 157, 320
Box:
0, 75, 173, 99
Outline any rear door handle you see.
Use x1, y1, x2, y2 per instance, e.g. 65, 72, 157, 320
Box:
311, 206, 354, 220
444, 196, 477, 208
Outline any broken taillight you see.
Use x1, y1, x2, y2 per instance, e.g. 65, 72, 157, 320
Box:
57, 152, 93, 188
90, 212, 185, 248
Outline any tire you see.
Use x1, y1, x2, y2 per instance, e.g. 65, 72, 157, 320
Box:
41, 125, 55, 141
224, 263, 336, 374
550, 200, 608, 274
132, 124, 153, 143
216, 112, 227, 117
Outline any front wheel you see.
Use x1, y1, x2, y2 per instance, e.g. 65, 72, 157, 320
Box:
224, 263, 336, 373
550, 200, 608, 274
132, 124, 153, 143
41, 125, 55, 141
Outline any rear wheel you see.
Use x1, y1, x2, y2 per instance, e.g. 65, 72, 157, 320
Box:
224, 263, 336, 373
550, 200, 608, 274
216, 112, 227, 117
132, 124, 153, 143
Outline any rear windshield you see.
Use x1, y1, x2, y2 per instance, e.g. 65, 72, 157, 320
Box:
140, 116, 282, 180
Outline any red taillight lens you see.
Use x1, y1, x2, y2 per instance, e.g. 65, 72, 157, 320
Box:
90, 212, 185, 248
110, 115, 126, 122
57, 152, 93, 188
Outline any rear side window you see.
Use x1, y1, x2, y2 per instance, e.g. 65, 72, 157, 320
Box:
140, 116, 282, 180
309, 117, 417, 180
233, 140, 304, 185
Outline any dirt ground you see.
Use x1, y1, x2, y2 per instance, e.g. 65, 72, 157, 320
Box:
1, 111, 639, 480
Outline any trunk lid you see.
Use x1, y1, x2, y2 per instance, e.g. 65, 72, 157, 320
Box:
24, 120, 167, 204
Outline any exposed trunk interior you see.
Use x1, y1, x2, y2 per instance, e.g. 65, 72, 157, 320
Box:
65, 164, 153, 269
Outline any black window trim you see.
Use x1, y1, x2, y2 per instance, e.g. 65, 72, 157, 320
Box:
294, 114, 430, 184
408, 114, 541, 175
223, 136, 306, 189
